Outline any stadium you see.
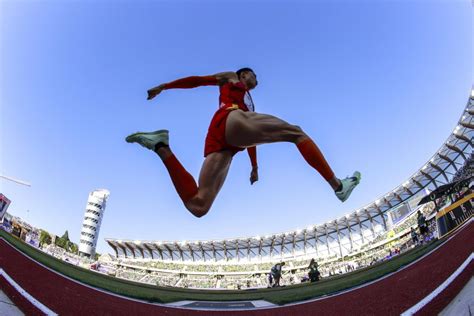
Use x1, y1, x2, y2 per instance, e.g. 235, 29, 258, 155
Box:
100, 94, 473, 292
0, 91, 472, 314
1, 2, 473, 315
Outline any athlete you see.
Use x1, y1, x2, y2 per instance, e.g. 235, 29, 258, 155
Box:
126, 68, 361, 218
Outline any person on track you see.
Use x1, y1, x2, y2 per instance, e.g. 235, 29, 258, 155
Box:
269, 262, 285, 287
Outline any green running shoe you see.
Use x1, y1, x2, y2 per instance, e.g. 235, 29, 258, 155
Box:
125, 129, 169, 151
335, 171, 361, 202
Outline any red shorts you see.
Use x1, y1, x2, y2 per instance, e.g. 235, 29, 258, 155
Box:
204, 107, 245, 157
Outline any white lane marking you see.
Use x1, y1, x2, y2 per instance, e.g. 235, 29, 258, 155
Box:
0, 268, 57, 316
401, 252, 474, 316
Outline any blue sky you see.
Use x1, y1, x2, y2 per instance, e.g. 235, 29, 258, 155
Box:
1, 0, 472, 255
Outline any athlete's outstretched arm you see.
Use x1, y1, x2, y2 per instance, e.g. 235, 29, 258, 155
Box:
248, 146, 259, 185
147, 72, 239, 100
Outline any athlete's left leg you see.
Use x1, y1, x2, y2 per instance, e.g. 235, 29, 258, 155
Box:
225, 110, 361, 202
225, 110, 340, 189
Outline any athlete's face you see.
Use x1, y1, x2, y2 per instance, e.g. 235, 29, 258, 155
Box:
240, 71, 258, 90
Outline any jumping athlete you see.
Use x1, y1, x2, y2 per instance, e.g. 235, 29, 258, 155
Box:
126, 68, 361, 218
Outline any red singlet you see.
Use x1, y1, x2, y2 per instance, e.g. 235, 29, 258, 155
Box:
204, 82, 255, 157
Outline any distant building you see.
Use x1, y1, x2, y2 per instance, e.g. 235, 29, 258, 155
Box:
79, 189, 110, 258
0, 193, 11, 221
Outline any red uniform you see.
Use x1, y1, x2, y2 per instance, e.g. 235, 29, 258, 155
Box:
162, 75, 256, 164
204, 82, 255, 157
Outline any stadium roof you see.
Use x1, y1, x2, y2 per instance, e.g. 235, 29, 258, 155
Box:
106, 90, 473, 262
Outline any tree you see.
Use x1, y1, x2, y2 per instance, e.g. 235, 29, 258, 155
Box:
70, 243, 78, 254
61, 230, 70, 242
55, 237, 65, 249
39, 230, 51, 247
57, 230, 71, 251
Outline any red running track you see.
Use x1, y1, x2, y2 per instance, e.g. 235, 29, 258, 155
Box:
0, 221, 473, 316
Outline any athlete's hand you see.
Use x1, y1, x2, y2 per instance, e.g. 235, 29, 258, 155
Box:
250, 167, 259, 185
147, 84, 166, 100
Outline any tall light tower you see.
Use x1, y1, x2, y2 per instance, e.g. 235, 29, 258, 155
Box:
79, 189, 110, 258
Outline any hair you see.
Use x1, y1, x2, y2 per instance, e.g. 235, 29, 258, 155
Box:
236, 67, 255, 79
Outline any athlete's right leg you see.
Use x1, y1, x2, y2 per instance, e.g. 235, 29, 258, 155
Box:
155, 147, 233, 218
126, 129, 233, 217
